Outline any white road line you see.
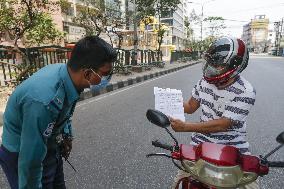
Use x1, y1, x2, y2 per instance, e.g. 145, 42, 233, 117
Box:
250, 56, 284, 59
77, 65, 198, 108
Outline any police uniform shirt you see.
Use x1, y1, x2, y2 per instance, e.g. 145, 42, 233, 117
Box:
2, 63, 80, 188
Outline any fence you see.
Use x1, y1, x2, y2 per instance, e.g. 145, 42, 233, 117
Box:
0, 45, 163, 86
112, 49, 162, 74
0, 45, 72, 86
170, 51, 199, 63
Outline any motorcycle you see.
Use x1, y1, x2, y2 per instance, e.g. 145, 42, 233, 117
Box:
145, 109, 284, 189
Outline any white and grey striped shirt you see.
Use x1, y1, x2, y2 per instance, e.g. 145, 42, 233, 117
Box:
191, 76, 256, 154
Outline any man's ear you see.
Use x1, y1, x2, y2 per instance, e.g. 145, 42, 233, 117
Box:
83, 69, 92, 81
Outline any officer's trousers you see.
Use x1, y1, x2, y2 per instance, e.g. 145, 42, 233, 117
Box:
0, 145, 66, 189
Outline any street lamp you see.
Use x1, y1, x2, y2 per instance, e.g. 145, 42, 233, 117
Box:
188, 0, 215, 42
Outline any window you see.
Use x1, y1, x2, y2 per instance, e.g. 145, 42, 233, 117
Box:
161, 10, 173, 18
161, 19, 173, 26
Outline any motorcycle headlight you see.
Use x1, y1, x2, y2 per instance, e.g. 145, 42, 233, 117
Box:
182, 159, 258, 188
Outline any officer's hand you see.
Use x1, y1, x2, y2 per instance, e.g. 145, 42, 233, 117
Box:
62, 136, 73, 160
169, 117, 186, 132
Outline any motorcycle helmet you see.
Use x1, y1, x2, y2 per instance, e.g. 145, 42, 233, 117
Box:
203, 37, 249, 84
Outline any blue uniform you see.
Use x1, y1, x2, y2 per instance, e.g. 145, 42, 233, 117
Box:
0, 64, 80, 189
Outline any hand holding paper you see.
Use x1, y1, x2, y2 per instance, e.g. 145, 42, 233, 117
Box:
154, 87, 185, 121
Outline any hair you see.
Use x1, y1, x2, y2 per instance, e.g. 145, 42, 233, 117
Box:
67, 36, 117, 71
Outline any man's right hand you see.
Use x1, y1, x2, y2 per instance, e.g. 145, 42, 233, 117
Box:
169, 117, 187, 132
61, 136, 73, 160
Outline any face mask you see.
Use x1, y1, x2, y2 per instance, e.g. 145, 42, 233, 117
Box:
90, 75, 112, 92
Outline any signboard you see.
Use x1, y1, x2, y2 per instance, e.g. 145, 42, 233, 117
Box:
68, 25, 86, 36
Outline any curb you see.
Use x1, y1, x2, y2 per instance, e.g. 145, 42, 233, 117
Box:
79, 60, 202, 101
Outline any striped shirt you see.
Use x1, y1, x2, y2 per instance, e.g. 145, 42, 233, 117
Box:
191, 76, 256, 154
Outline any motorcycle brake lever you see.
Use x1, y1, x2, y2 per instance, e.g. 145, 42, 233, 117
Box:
146, 153, 172, 158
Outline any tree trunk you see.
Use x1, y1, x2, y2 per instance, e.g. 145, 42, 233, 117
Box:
106, 31, 114, 47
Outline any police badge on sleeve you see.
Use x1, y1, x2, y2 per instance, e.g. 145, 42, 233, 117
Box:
43, 122, 55, 137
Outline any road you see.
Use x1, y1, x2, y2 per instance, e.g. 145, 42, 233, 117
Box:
0, 56, 284, 188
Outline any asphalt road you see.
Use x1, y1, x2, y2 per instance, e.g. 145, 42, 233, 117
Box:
0, 55, 284, 189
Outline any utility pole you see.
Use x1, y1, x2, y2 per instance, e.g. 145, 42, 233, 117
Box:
201, 5, 204, 42
125, 0, 129, 30
280, 18, 284, 56
189, 0, 215, 50
275, 19, 283, 56
132, 0, 138, 65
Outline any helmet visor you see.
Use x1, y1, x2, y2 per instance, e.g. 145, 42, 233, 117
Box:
203, 60, 230, 78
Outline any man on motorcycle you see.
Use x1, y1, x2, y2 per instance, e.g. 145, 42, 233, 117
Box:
170, 37, 258, 189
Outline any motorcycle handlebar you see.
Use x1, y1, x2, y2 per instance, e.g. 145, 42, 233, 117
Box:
268, 161, 284, 168
152, 140, 173, 151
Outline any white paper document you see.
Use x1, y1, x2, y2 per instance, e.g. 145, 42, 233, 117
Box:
154, 87, 185, 121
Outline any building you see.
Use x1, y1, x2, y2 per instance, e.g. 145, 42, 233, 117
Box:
61, 0, 104, 43
274, 18, 284, 56
160, 0, 186, 59
242, 15, 269, 53
266, 23, 277, 54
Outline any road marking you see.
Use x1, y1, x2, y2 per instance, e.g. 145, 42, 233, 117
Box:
77, 64, 199, 108
250, 56, 284, 59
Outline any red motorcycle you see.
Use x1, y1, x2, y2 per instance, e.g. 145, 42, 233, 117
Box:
146, 109, 284, 189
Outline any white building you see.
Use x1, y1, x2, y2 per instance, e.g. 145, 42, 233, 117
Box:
267, 23, 276, 53
159, 0, 186, 59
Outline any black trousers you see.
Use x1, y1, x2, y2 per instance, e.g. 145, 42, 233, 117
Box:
0, 145, 66, 189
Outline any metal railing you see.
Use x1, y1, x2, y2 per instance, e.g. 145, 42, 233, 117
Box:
170, 51, 199, 63
0, 45, 164, 86
0, 45, 72, 86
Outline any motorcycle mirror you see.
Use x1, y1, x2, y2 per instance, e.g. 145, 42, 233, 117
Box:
276, 132, 284, 144
263, 132, 284, 159
146, 109, 170, 128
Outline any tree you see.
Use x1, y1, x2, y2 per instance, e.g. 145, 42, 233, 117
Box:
135, 0, 180, 59
203, 16, 226, 37
0, 0, 65, 83
68, 0, 105, 36
184, 16, 194, 49
65, 0, 124, 47
0, 0, 64, 48
136, 0, 156, 23
189, 9, 201, 25
186, 9, 204, 51
201, 36, 216, 51
104, 1, 124, 48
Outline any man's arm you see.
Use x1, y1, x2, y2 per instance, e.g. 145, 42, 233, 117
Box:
170, 117, 232, 133
185, 79, 202, 114
19, 100, 54, 189
184, 97, 200, 114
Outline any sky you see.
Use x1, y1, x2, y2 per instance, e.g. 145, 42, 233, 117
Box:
186, 0, 284, 38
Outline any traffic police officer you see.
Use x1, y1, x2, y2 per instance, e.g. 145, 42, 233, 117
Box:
0, 36, 116, 189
